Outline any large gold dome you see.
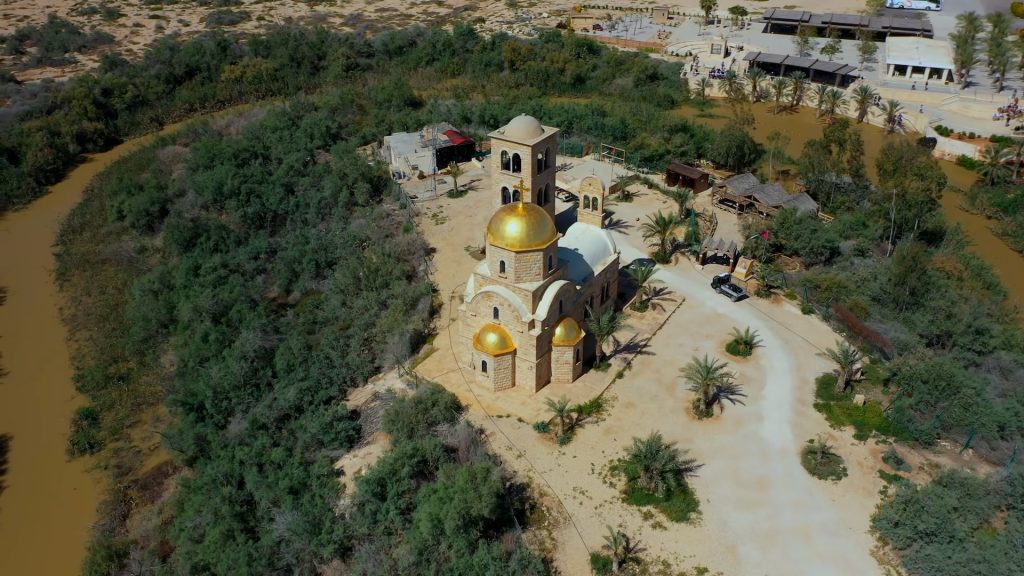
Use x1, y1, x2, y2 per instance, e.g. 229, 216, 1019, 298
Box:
473, 323, 516, 356
486, 202, 558, 252
552, 316, 584, 346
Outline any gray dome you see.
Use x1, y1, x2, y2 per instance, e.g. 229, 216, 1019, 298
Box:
502, 114, 545, 140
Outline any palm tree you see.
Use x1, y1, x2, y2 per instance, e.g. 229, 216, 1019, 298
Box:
851, 84, 877, 123
640, 210, 682, 261
812, 84, 830, 117
770, 77, 789, 114
819, 340, 863, 394
978, 142, 1011, 185
991, 50, 1010, 92
448, 161, 463, 195
586, 305, 628, 368
753, 262, 784, 295
680, 354, 745, 414
985, 12, 1011, 70
955, 11, 984, 40
728, 326, 762, 355
745, 67, 766, 102
719, 69, 746, 103
695, 76, 712, 102
544, 396, 572, 437
666, 186, 692, 218
626, 263, 659, 311
821, 88, 848, 123
1009, 138, 1024, 182
699, 0, 718, 24
950, 29, 979, 89
622, 432, 701, 496
788, 71, 809, 108
881, 99, 904, 134
601, 526, 644, 574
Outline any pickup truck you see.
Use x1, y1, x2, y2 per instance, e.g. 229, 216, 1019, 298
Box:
711, 273, 747, 302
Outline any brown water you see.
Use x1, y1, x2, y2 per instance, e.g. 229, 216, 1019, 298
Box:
676, 102, 1024, 313
0, 134, 163, 575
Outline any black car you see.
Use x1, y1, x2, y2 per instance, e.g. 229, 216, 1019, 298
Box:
711, 273, 747, 302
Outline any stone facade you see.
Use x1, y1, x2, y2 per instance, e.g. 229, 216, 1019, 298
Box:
462, 115, 620, 394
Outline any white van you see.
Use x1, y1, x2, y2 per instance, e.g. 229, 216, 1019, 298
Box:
886, 0, 942, 10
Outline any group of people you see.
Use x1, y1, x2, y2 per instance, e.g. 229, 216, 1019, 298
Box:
994, 95, 1022, 127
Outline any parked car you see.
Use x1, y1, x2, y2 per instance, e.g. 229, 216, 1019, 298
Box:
711, 273, 747, 302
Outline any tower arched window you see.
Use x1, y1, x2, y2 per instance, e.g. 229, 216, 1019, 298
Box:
511, 153, 522, 173
548, 255, 554, 272
481, 360, 488, 374
592, 197, 600, 211
499, 260, 506, 275
575, 348, 580, 364
537, 152, 544, 174
558, 299, 563, 314
512, 188, 521, 202
583, 195, 591, 210
544, 147, 551, 170
493, 306, 500, 320
500, 150, 510, 172
501, 186, 511, 205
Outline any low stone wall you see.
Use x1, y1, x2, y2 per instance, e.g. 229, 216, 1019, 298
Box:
587, 35, 664, 52
926, 127, 981, 161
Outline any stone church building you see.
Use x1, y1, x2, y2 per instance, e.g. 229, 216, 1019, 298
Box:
460, 114, 620, 393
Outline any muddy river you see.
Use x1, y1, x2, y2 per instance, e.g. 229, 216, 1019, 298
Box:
0, 133, 164, 575
0, 101, 1020, 576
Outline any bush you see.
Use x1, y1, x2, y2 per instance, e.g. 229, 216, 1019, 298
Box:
814, 375, 910, 441
532, 421, 551, 434
67, 405, 104, 456
882, 447, 912, 473
382, 384, 463, 443
1013, 1, 1024, 18
204, 9, 250, 27
800, 437, 848, 481
589, 552, 614, 575
622, 481, 700, 523
691, 396, 714, 419
725, 339, 752, 357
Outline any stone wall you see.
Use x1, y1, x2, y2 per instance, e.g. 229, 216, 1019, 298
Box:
551, 345, 576, 384
486, 243, 559, 285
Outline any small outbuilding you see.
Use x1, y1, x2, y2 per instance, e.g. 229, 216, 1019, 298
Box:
713, 172, 820, 217
884, 37, 954, 83
665, 161, 710, 193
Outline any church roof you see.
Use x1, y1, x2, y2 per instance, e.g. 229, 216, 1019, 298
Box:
489, 114, 556, 144
558, 222, 618, 284
486, 201, 559, 252
552, 316, 585, 346
473, 323, 516, 356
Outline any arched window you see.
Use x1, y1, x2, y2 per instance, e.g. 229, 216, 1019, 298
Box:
481, 360, 488, 374
511, 153, 522, 173
575, 348, 580, 364
512, 188, 521, 202
537, 152, 544, 174
501, 186, 511, 205
492, 306, 500, 320
591, 196, 600, 211
500, 150, 510, 172
558, 299, 563, 314
544, 147, 551, 170
583, 195, 591, 210
541, 184, 549, 205
499, 260, 506, 275
548, 255, 554, 272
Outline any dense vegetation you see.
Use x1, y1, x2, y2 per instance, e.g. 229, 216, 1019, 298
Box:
963, 183, 1024, 252
873, 467, 1024, 576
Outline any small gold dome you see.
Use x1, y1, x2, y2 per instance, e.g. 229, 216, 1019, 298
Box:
486, 202, 558, 252
473, 323, 516, 356
552, 316, 584, 346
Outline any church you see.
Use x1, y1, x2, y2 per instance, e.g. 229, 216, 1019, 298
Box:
459, 114, 621, 393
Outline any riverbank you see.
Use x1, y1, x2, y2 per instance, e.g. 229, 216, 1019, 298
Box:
0, 132, 170, 574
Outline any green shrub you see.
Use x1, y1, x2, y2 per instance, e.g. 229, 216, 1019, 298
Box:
813, 375, 910, 441
800, 438, 848, 481
622, 482, 700, 523
532, 421, 551, 434
381, 384, 463, 443
882, 447, 912, 472
725, 339, 752, 357
589, 552, 613, 575
67, 405, 104, 456
204, 9, 250, 27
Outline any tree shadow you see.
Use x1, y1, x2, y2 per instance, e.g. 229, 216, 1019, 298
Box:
0, 433, 10, 497
605, 217, 633, 234
613, 333, 654, 359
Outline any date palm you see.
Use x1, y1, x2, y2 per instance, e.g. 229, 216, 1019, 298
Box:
984, 12, 1010, 71
719, 69, 746, 103
812, 84, 830, 117
621, 432, 702, 496
626, 263, 660, 311
819, 340, 862, 394
640, 210, 682, 260
978, 142, 1011, 185
770, 77, 789, 114
787, 71, 809, 108
695, 76, 712, 101
1009, 138, 1024, 182
950, 29, 979, 89
745, 66, 766, 102
821, 88, 848, 123
666, 186, 692, 218
851, 84, 876, 123
448, 161, 463, 195
881, 99, 904, 134
680, 354, 745, 413
586, 305, 628, 368
544, 396, 572, 437
602, 526, 645, 574
728, 326, 762, 355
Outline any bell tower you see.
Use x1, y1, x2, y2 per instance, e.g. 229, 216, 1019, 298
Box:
489, 114, 560, 220
577, 175, 606, 228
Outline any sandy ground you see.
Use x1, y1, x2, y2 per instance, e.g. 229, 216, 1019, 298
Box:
1, 0, 867, 82
412, 160, 891, 575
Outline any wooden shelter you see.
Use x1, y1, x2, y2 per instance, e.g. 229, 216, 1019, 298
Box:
712, 173, 819, 217
665, 162, 710, 193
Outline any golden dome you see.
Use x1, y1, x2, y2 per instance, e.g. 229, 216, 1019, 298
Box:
486, 201, 558, 252
473, 323, 516, 356
552, 316, 584, 346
